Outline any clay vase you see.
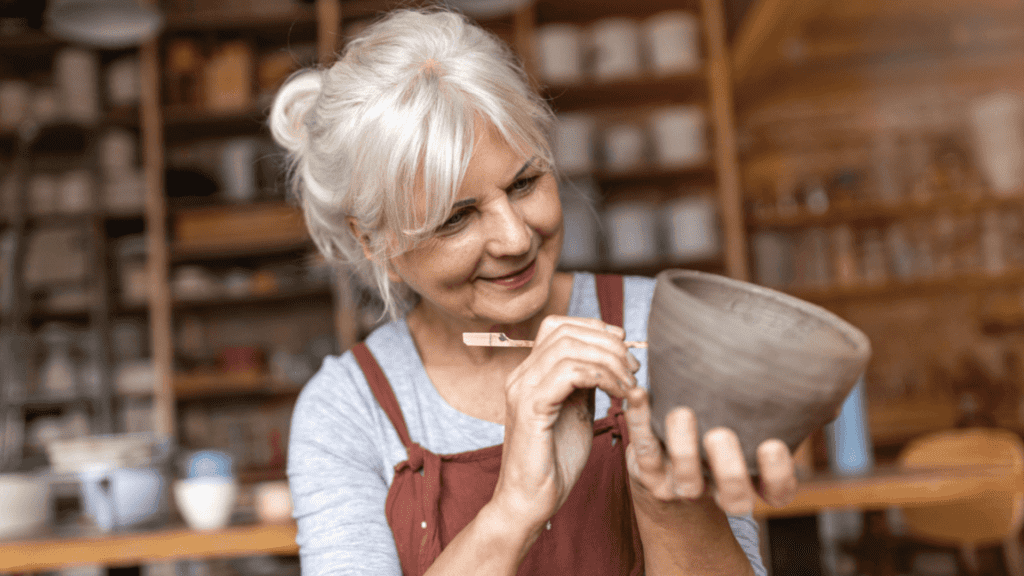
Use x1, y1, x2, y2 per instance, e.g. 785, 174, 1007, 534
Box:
647, 269, 872, 473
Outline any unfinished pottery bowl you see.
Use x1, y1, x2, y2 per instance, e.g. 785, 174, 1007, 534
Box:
647, 269, 872, 472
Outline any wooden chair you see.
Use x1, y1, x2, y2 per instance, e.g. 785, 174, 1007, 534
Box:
898, 427, 1024, 576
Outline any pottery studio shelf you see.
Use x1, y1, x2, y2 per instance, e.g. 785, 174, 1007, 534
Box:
0, 521, 298, 573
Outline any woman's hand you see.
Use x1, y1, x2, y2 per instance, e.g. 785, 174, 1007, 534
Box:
491, 315, 639, 533
624, 385, 798, 516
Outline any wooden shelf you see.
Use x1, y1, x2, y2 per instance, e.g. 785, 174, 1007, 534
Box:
535, 0, 700, 23
786, 267, 1024, 304
755, 463, 1024, 518
173, 370, 302, 400
171, 202, 311, 261
0, 521, 298, 572
163, 6, 317, 31
748, 195, 1024, 229
162, 106, 269, 141
0, 29, 63, 53
173, 284, 333, 311
544, 71, 707, 112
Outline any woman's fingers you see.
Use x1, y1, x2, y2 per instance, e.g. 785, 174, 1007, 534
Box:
624, 386, 666, 478
664, 407, 704, 499
756, 439, 798, 507
703, 428, 755, 516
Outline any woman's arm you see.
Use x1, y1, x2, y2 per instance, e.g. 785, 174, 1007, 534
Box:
424, 315, 639, 575
623, 385, 796, 576
288, 359, 404, 574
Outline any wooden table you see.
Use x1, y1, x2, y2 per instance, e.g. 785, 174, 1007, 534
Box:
754, 464, 1024, 517
2, 465, 1020, 573
0, 522, 298, 573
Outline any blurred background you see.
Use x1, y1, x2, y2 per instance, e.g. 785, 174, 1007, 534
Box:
4, 0, 1024, 574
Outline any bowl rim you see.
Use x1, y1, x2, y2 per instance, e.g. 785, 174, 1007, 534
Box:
653, 269, 872, 359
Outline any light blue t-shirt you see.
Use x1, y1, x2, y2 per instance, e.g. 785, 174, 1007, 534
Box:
288, 272, 766, 575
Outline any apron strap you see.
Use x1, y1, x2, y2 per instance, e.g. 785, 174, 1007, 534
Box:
352, 342, 415, 450
595, 274, 624, 329
595, 274, 626, 413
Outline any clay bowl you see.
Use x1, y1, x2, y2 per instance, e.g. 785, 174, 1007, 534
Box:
647, 269, 871, 473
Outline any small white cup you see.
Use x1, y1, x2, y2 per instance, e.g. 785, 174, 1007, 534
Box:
174, 477, 238, 531
602, 123, 647, 173
650, 106, 707, 168
603, 200, 660, 267
589, 18, 643, 81
553, 114, 596, 174
535, 24, 585, 84
643, 11, 701, 76
662, 194, 720, 262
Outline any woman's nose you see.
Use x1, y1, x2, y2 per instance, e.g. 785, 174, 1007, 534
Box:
486, 199, 532, 256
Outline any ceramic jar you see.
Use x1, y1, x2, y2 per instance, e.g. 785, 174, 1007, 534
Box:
646, 269, 871, 471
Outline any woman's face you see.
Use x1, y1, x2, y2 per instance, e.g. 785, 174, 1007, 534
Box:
387, 124, 563, 329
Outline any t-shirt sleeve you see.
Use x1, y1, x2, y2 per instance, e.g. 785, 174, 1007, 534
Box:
728, 515, 768, 576
288, 356, 402, 576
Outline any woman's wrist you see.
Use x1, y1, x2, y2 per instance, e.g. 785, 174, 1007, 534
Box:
478, 497, 546, 550
630, 480, 755, 576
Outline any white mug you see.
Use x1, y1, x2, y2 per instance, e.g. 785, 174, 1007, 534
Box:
603, 200, 659, 267
650, 106, 707, 168
535, 24, 585, 84
969, 91, 1024, 196
589, 18, 643, 81
602, 123, 647, 173
644, 11, 701, 76
662, 194, 719, 262
553, 114, 596, 174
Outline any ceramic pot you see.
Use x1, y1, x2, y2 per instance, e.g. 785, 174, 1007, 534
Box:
647, 269, 871, 472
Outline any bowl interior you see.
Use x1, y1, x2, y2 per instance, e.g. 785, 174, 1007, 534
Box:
668, 273, 867, 357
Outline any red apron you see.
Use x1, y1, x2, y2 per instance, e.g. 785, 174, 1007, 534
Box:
352, 274, 644, 576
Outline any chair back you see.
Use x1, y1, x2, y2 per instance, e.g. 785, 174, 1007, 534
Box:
898, 427, 1024, 545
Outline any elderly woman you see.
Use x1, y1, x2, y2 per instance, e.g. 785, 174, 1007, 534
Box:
271, 8, 796, 576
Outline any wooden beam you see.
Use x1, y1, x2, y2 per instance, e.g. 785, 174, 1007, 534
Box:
703, 0, 750, 280
732, 0, 823, 83
139, 38, 176, 441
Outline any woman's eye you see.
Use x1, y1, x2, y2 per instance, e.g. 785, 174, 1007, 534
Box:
440, 209, 469, 230
509, 175, 540, 194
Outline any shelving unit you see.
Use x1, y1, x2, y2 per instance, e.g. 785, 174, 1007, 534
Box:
524, 0, 748, 279
0, 39, 142, 469
0, 0, 757, 571
733, 0, 1024, 452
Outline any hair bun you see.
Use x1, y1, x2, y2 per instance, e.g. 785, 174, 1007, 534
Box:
268, 69, 322, 156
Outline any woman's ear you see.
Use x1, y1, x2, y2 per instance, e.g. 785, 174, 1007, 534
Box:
346, 217, 375, 263
347, 217, 404, 284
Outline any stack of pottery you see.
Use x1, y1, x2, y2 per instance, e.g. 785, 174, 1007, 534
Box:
646, 269, 872, 471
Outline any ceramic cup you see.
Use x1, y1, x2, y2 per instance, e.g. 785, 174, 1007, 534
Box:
643, 11, 701, 76
79, 466, 165, 532
646, 269, 872, 472
535, 23, 585, 84
589, 17, 643, 81
0, 472, 51, 540
174, 477, 238, 531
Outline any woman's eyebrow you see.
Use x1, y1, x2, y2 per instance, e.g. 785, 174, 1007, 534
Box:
450, 158, 539, 211
503, 157, 537, 187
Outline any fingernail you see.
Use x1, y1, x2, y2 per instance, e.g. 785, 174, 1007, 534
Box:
675, 482, 700, 499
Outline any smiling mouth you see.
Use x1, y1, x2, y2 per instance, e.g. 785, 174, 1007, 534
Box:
482, 260, 537, 289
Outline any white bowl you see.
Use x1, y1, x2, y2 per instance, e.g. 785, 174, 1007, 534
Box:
0, 473, 51, 540
173, 477, 237, 531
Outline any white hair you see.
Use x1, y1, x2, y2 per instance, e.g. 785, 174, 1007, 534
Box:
268, 8, 556, 319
